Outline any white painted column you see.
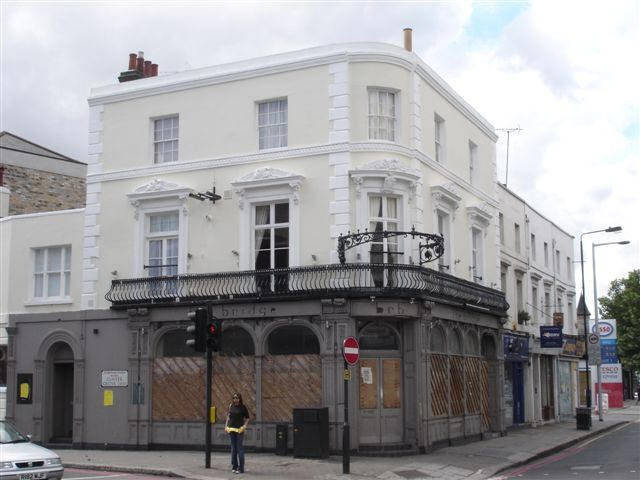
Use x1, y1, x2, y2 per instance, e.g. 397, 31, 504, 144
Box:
82, 104, 104, 309
328, 61, 351, 263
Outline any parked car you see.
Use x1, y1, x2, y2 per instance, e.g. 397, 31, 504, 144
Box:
0, 421, 64, 480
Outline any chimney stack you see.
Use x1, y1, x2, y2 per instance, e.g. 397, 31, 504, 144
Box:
403, 28, 413, 52
118, 51, 159, 83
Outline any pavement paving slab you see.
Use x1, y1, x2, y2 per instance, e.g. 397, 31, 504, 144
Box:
56, 403, 639, 480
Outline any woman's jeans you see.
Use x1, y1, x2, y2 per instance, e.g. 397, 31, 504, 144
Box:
230, 433, 245, 472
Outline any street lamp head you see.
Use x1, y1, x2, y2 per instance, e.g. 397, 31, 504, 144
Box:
618, 240, 631, 245
605, 226, 622, 233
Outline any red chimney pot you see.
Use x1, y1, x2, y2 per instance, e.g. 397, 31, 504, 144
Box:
128, 53, 137, 70
144, 60, 151, 76
151, 64, 158, 77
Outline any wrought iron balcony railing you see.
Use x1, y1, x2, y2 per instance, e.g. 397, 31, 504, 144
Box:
106, 263, 509, 314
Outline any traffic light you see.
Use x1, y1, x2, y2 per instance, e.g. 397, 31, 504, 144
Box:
186, 307, 207, 352
206, 319, 222, 352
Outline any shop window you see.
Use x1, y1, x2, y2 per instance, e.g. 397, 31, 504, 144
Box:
465, 331, 479, 355
268, 325, 319, 355
220, 327, 255, 357
359, 323, 399, 350
429, 326, 446, 353
157, 329, 200, 357
448, 329, 463, 355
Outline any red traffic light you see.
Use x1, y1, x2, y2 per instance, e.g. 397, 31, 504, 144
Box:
208, 323, 216, 335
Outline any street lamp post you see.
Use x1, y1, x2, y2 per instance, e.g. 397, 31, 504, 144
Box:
579, 226, 621, 425
592, 240, 630, 421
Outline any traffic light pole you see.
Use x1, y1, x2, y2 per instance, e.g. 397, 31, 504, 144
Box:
205, 342, 212, 468
205, 303, 214, 469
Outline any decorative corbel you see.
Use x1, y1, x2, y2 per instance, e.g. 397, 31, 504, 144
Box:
234, 188, 245, 210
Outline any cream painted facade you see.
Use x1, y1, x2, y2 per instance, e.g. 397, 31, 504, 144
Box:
83, 42, 499, 310
498, 184, 578, 427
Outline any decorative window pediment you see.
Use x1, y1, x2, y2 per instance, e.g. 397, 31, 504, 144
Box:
431, 183, 461, 216
231, 167, 304, 209
466, 205, 492, 229
350, 158, 420, 199
128, 179, 192, 219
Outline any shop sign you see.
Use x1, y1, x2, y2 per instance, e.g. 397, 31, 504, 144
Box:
503, 333, 529, 362
600, 363, 622, 383
540, 326, 563, 348
590, 319, 616, 340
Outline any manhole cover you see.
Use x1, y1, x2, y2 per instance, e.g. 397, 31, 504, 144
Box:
395, 470, 432, 479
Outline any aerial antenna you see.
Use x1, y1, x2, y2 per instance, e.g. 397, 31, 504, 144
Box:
496, 126, 522, 188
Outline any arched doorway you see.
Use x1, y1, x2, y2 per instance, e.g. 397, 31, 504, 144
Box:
47, 341, 74, 443
358, 322, 402, 444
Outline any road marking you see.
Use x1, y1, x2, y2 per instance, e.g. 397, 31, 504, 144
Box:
64, 475, 127, 480
570, 466, 601, 470
578, 422, 633, 448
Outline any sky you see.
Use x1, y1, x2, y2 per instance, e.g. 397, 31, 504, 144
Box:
1, 0, 639, 314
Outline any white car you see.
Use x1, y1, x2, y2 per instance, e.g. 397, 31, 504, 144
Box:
0, 421, 64, 480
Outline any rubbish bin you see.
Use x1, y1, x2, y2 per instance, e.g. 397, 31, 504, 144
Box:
293, 407, 329, 458
275, 424, 288, 455
576, 407, 592, 430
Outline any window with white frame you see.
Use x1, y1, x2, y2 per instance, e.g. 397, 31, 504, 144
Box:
469, 141, 477, 185
33, 246, 71, 299
258, 99, 288, 150
514, 223, 521, 253
531, 233, 536, 261
153, 116, 179, 163
544, 242, 549, 267
555, 249, 561, 273
566, 256, 572, 280
544, 290, 551, 320
254, 202, 289, 270
436, 210, 451, 271
146, 212, 179, 277
369, 195, 400, 264
434, 114, 445, 163
532, 284, 539, 322
499, 213, 504, 245
368, 89, 396, 141
471, 227, 483, 283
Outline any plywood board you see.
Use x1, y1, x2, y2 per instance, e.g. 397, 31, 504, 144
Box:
359, 358, 378, 410
382, 358, 401, 408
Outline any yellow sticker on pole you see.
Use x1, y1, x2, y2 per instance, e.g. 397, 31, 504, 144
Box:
103, 389, 113, 406
344, 369, 351, 381
210, 406, 216, 423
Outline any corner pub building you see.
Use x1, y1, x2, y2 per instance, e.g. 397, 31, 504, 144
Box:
6, 34, 510, 454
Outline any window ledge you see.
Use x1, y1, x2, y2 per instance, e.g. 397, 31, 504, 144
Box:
24, 298, 74, 306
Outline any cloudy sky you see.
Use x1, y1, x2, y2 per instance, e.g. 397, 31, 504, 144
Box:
1, 0, 638, 311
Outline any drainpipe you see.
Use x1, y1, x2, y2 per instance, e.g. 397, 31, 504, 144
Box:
136, 327, 144, 448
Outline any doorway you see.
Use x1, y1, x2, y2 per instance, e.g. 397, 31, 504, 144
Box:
48, 342, 74, 443
357, 323, 403, 445
540, 356, 555, 421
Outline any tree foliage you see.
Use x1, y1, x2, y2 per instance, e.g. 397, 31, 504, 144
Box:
599, 269, 640, 371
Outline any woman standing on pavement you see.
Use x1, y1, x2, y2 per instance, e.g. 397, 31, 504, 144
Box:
225, 392, 251, 474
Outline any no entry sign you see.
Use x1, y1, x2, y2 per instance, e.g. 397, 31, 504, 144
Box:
343, 337, 360, 365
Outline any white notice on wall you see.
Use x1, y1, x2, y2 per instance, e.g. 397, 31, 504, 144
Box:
361, 367, 373, 385
101, 370, 128, 387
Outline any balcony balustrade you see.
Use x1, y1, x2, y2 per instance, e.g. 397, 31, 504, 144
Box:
106, 263, 509, 315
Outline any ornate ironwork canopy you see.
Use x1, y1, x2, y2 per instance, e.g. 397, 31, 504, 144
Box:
337, 226, 444, 265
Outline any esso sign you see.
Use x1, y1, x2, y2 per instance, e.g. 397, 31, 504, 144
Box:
592, 321, 614, 337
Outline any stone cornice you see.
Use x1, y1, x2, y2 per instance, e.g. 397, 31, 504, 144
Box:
87, 141, 499, 208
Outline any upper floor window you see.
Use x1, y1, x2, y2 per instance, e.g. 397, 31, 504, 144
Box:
499, 213, 504, 245
436, 210, 451, 272
531, 233, 537, 261
254, 202, 289, 270
33, 246, 71, 299
555, 249, 561, 273
434, 114, 445, 163
532, 284, 539, 322
469, 141, 477, 185
369, 195, 400, 264
566, 256, 572, 280
471, 227, 483, 283
544, 242, 549, 267
368, 89, 396, 141
514, 223, 521, 253
154, 116, 179, 163
258, 99, 288, 150
147, 212, 179, 277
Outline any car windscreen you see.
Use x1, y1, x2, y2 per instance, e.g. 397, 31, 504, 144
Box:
0, 421, 29, 443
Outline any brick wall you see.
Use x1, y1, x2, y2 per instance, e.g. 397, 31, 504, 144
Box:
3, 164, 86, 215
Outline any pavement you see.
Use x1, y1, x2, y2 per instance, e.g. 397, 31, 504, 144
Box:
56, 402, 640, 480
